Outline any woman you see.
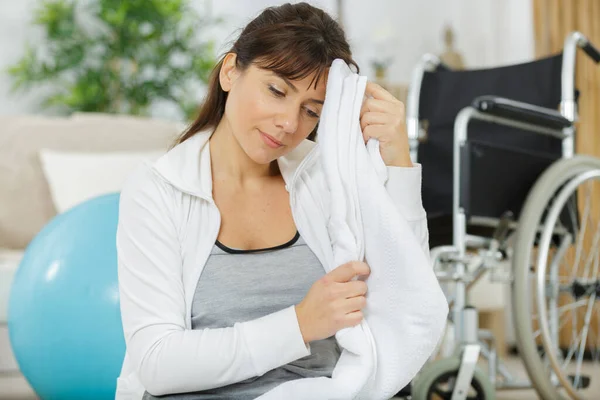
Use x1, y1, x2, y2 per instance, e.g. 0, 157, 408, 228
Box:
116, 3, 427, 399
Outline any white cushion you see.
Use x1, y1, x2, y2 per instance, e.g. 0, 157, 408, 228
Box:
39, 150, 165, 213
0, 114, 177, 249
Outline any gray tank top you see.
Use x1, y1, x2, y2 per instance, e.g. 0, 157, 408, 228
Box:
143, 233, 341, 400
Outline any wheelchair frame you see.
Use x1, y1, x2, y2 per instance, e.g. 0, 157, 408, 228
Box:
405, 31, 599, 399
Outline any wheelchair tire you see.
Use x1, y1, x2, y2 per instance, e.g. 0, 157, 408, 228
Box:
411, 357, 495, 400
512, 155, 600, 400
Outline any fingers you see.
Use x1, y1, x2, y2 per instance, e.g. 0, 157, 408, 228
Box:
342, 295, 367, 314
362, 124, 396, 144
327, 264, 357, 283
342, 280, 368, 298
360, 98, 397, 118
364, 81, 399, 103
360, 112, 404, 139
345, 310, 364, 327
327, 261, 370, 283
360, 111, 396, 132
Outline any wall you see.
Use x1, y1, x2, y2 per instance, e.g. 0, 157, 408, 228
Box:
0, 0, 46, 115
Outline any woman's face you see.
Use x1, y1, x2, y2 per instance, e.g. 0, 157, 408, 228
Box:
220, 54, 326, 164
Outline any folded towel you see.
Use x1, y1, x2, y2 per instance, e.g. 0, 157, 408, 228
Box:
258, 59, 448, 399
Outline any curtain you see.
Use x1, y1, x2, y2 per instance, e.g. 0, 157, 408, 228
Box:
533, 0, 600, 157
532, 0, 600, 350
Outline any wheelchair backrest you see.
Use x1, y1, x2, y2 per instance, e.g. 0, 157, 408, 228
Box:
417, 53, 566, 220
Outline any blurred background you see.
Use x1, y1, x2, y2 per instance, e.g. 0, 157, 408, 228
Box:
0, 1, 599, 399
0, 0, 534, 121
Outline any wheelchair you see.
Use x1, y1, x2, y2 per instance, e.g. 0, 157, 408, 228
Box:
402, 31, 600, 400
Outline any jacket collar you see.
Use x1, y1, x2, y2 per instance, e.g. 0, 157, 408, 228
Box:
152, 130, 317, 200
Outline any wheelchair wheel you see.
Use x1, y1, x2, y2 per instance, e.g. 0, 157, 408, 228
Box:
411, 357, 495, 400
512, 155, 600, 400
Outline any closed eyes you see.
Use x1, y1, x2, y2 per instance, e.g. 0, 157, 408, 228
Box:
268, 85, 320, 118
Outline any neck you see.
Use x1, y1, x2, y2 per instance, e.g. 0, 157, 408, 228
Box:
209, 118, 278, 187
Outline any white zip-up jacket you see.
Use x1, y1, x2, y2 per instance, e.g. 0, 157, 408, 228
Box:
116, 130, 431, 399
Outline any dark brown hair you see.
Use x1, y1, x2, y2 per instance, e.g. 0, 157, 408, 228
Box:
173, 2, 358, 145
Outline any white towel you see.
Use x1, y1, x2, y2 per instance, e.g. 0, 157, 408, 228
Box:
257, 59, 448, 399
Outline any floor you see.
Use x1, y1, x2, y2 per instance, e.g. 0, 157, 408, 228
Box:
0, 357, 598, 399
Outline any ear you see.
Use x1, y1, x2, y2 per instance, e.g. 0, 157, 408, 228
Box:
219, 53, 240, 92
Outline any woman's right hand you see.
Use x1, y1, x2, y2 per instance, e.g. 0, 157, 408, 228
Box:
295, 261, 370, 344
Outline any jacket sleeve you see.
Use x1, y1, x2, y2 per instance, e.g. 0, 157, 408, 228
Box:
385, 163, 430, 258
117, 166, 310, 396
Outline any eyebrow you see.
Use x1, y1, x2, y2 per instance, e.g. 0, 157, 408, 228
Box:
275, 73, 325, 105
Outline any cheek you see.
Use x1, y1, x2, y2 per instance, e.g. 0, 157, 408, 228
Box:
298, 119, 319, 141
227, 89, 273, 130
253, 94, 275, 122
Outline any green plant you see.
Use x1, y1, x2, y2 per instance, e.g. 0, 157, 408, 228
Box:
8, 0, 218, 121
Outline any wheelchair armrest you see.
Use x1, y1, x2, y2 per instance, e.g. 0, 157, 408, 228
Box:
583, 42, 600, 63
472, 96, 572, 130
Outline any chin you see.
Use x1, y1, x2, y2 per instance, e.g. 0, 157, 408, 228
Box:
246, 145, 278, 165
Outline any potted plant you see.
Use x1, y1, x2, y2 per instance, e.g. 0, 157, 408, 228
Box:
7, 0, 218, 121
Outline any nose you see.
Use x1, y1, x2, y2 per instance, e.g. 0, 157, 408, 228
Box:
274, 105, 299, 134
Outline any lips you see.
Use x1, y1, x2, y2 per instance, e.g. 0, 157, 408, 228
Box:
259, 130, 284, 148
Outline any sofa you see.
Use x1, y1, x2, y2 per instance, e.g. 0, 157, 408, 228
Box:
0, 112, 182, 375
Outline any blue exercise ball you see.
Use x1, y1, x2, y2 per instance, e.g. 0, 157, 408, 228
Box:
8, 193, 125, 400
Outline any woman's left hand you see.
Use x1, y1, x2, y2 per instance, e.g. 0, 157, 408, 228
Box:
359, 82, 413, 167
